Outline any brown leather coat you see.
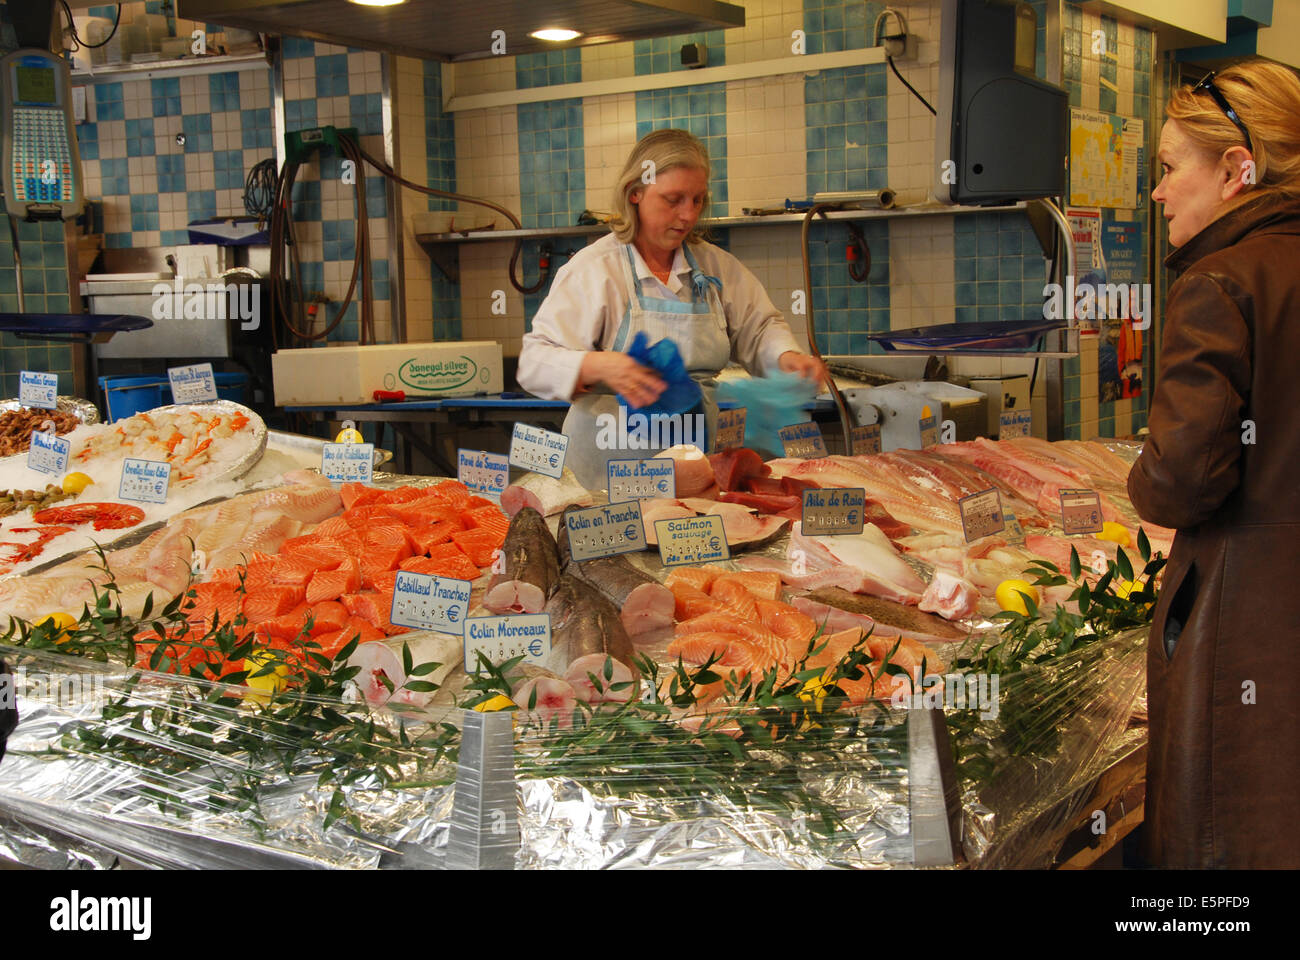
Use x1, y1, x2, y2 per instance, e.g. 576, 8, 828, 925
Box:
1128, 191, 1300, 868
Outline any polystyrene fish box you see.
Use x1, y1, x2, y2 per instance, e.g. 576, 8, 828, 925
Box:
272, 341, 504, 405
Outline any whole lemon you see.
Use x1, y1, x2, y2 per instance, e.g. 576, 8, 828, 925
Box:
472, 694, 516, 712
243, 649, 289, 701
61, 472, 94, 495
35, 611, 77, 643
995, 579, 1040, 616
1097, 521, 1132, 547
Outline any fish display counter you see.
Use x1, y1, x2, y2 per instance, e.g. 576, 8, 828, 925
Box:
0, 429, 1160, 870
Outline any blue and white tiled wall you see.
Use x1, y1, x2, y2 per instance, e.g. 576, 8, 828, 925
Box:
436, 0, 1159, 440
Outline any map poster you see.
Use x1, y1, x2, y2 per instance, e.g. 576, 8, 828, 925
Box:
1069, 109, 1142, 209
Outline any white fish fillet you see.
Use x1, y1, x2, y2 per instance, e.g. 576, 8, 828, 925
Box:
501, 467, 593, 517
790, 522, 926, 604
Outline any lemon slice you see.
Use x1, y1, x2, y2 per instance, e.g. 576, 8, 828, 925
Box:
61, 472, 94, 495
995, 578, 1040, 616
35, 611, 77, 643
335, 427, 365, 444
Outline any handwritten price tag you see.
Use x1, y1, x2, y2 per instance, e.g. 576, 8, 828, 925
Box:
390, 571, 472, 632
321, 442, 374, 483
607, 458, 676, 504
1060, 488, 1104, 536
1003, 513, 1025, 542
712, 407, 747, 452
999, 409, 1033, 439
457, 449, 509, 499
850, 423, 882, 455
779, 421, 827, 459
464, 614, 552, 674
919, 414, 939, 449
958, 487, 1005, 543
18, 371, 57, 410
655, 514, 730, 567
168, 363, 218, 404
801, 487, 866, 536
565, 502, 645, 561
119, 458, 171, 503
27, 429, 70, 475
509, 422, 567, 479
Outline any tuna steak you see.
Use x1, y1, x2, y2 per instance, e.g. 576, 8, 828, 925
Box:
483, 507, 560, 614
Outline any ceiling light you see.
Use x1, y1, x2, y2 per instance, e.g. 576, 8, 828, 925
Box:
530, 28, 582, 42
348, 0, 407, 8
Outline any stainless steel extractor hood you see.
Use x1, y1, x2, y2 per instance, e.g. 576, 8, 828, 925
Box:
176, 0, 746, 62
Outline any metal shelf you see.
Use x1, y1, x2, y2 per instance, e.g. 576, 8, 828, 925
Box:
71, 52, 268, 85
414, 202, 1029, 245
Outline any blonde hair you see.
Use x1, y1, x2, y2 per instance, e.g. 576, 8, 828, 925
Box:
609, 129, 712, 244
1167, 59, 1300, 199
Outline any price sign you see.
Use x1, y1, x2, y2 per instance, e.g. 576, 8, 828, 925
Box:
1003, 513, 1025, 542
850, 423, 881, 455
655, 514, 730, 567
321, 442, 375, 483
334, 419, 364, 444
509, 422, 568, 479
801, 487, 866, 536
999, 409, 1033, 440
464, 614, 552, 674
958, 487, 1006, 543
1060, 488, 1104, 536
119, 458, 171, 503
607, 458, 676, 503
919, 414, 939, 449
18, 371, 57, 410
778, 421, 828, 460
27, 428, 70, 475
389, 571, 472, 633
712, 407, 747, 452
457, 449, 509, 500
168, 363, 219, 404
565, 502, 645, 561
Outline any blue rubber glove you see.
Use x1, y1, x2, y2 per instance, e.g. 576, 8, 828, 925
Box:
616, 331, 703, 416
717, 371, 817, 458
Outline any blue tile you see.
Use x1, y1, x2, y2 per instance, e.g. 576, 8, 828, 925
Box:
954, 234, 977, 257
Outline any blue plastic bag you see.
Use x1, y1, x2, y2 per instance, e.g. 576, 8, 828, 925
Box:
717, 371, 818, 458
615, 331, 702, 417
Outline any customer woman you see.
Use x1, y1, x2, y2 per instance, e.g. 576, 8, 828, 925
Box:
517, 129, 824, 489
1128, 59, 1300, 868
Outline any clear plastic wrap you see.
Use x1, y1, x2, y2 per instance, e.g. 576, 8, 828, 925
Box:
0, 623, 1146, 869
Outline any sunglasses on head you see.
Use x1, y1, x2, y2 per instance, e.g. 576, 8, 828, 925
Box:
1192, 71, 1253, 154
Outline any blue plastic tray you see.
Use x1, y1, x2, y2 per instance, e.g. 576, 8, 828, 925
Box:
0, 313, 153, 343
868, 319, 1064, 352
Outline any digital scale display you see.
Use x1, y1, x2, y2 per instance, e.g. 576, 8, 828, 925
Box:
15, 65, 55, 105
